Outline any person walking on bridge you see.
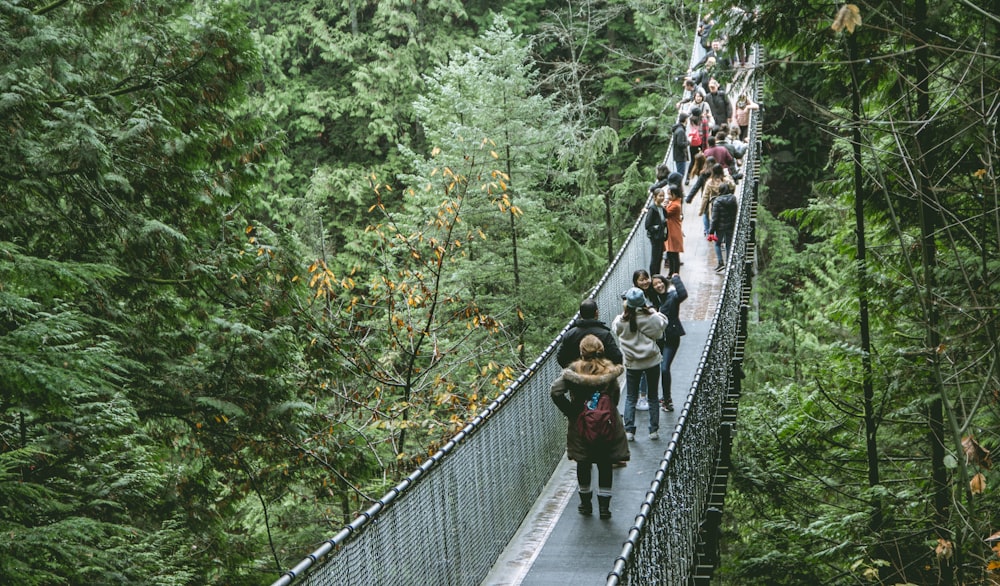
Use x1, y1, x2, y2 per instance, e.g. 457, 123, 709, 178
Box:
550, 335, 629, 520
644, 188, 667, 277
557, 298, 623, 368
613, 288, 668, 443
663, 186, 685, 276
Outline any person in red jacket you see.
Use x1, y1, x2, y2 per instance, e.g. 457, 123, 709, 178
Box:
702, 135, 739, 178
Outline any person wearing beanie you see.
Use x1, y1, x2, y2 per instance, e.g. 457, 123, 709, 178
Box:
612, 288, 668, 442
648, 165, 684, 197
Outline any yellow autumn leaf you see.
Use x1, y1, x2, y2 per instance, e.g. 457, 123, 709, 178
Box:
974, 168, 987, 179
971, 473, 987, 495
831, 4, 861, 34
490, 150, 499, 159
935, 538, 953, 561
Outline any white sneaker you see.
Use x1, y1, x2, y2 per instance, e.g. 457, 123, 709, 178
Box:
636, 396, 649, 411
649, 432, 660, 441
626, 432, 635, 442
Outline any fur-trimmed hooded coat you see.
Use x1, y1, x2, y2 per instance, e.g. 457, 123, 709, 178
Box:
550, 362, 630, 463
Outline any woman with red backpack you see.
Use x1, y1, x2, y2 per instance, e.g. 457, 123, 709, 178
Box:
550, 335, 629, 519
687, 106, 712, 154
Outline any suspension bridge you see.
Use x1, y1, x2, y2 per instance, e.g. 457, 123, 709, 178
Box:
272, 25, 762, 586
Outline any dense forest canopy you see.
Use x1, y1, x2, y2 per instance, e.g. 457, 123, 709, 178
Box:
1, 0, 693, 582
3, 0, 996, 583
723, 1, 1000, 584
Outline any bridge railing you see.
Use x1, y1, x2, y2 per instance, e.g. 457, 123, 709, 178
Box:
606, 46, 763, 585
272, 168, 651, 586
272, 20, 759, 586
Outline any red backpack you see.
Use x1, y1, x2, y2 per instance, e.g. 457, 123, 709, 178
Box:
687, 122, 703, 147
575, 393, 618, 444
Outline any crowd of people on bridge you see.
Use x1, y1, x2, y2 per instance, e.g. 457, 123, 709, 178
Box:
549, 11, 756, 521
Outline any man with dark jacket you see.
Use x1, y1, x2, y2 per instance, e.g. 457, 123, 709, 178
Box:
709, 184, 738, 272
669, 113, 691, 179
558, 299, 624, 367
704, 80, 732, 130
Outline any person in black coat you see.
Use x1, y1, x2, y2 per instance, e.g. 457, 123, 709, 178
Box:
670, 113, 691, 179
649, 167, 683, 198
557, 298, 624, 367
704, 79, 732, 131
644, 188, 667, 276
654, 274, 688, 412
709, 184, 738, 272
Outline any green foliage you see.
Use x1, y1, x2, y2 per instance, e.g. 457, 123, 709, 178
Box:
0, 245, 193, 585
1, 0, 759, 581
723, 1, 1000, 583
1, 1, 313, 582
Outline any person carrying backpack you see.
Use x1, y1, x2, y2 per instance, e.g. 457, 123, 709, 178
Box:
688, 107, 710, 154
550, 335, 629, 519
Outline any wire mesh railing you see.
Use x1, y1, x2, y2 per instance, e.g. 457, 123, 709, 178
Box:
272, 163, 653, 586
272, 20, 760, 586
605, 45, 763, 585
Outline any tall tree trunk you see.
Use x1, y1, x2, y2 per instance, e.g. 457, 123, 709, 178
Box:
605, 189, 614, 263
912, 1, 953, 583
845, 30, 881, 533
504, 141, 525, 364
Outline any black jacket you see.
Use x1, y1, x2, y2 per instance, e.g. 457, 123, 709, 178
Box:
644, 202, 666, 242
649, 172, 682, 195
657, 275, 689, 343
671, 122, 689, 162
709, 194, 738, 235
557, 318, 624, 367
705, 90, 732, 125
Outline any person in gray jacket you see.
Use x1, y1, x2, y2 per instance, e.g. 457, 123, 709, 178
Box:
612, 287, 668, 442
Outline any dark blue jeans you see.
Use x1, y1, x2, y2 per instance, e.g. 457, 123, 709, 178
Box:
675, 159, 688, 183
